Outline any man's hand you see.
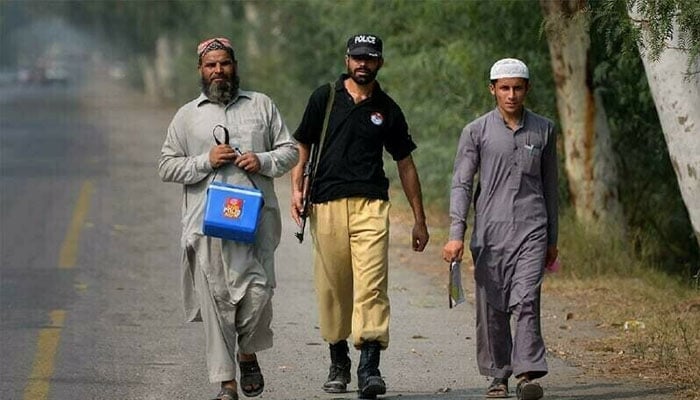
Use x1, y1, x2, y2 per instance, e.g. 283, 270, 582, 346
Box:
290, 143, 310, 229
209, 144, 238, 169
442, 240, 464, 263
234, 150, 261, 173
209, 146, 260, 173
412, 222, 429, 251
290, 189, 304, 227
545, 245, 558, 267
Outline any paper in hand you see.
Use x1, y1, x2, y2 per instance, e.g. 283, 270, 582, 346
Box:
449, 260, 466, 308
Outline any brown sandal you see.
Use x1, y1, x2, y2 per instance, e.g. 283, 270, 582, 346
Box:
212, 387, 238, 400
486, 377, 509, 398
516, 378, 543, 400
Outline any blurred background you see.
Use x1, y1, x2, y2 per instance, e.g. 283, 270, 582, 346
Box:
1, 1, 699, 398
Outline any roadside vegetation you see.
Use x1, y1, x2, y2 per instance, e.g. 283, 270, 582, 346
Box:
547, 211, 700, 398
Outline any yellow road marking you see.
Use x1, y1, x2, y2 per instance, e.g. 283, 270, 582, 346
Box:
59, 180, 94, 269
23, 310, 66, 400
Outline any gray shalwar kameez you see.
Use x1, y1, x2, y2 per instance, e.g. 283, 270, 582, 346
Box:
159, 90, 298, 382
448, 108, 558, 380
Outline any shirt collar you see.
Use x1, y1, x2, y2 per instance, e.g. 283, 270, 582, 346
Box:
196, 89, 253, 107
492, 107, 528, 130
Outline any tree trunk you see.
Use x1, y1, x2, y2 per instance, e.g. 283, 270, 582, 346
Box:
243, 2, 261, 61
628, 9, 700, 249
154, 34, 176, 101
140, 34, 177, 102
140, 55, 157, 102
540, 0, 624, 227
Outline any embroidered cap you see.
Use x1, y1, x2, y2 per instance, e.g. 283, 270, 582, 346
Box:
346, 34, 383, 58
489, 58, 529, 80
197, 37, 235, 59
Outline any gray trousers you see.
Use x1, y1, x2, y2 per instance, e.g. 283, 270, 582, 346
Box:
193, 242, 274, 383
475, 284, 548, 380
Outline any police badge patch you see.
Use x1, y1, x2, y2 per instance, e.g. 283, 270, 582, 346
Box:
370, 112, 384, 126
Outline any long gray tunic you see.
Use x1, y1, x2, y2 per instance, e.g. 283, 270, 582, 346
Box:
159, 91, 298, 321
448, 108, 558, 312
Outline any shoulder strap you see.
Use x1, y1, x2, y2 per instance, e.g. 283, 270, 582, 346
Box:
311, 82, 335, 178
209, 124, 259, 191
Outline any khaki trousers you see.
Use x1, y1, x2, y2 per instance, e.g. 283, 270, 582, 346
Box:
310, 197, 390, 349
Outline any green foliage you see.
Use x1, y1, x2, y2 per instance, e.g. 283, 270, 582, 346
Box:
557, 210, 658, 278
624, 0, 700, 71
261, 0, 556, 208
590, 1, 699, 271
555, 208, 698, 289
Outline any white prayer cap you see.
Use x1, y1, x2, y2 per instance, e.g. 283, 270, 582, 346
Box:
489, 58, 529, 80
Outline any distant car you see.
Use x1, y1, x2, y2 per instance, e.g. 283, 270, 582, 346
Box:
17, 66, 50, 85
43, 65, 69, 85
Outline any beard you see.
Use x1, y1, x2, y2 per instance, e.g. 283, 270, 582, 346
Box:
201, 73, 240, 104
348, 66, 378, 85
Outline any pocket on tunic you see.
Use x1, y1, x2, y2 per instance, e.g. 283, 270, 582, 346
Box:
235, 121, 267, 152
522, 146, 542, 176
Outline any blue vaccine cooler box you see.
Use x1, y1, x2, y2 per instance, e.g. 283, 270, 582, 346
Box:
202, 181, 263, 243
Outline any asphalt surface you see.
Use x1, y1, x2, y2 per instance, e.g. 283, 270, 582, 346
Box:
0, 75, 679, 400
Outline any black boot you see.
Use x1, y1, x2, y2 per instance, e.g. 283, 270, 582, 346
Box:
357, 341, 386, 399
322, 340, 351, 393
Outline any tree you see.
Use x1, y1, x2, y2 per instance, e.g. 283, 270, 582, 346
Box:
627, 0, 700, 250
540, 0, 624, 227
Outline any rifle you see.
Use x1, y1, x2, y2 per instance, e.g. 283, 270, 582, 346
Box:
295, 143, 316, 243
294, 82, 335, 243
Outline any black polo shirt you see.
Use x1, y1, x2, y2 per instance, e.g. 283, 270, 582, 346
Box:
294, 74, 417, 203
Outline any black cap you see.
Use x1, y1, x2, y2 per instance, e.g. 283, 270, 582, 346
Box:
346, 34, 383, 58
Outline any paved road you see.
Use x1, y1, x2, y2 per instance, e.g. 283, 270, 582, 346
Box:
0, 76, 678, 400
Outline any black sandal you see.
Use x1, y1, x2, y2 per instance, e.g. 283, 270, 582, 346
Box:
486, 377, 509, 398
239, 358, 264, 397
212, 387, 238, 400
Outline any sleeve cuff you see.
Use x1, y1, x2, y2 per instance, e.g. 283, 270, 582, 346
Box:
257, 153, 272, 175
196, 153, 214, 173
449, 223, 467, 241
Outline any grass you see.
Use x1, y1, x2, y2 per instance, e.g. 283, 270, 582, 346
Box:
545, 212, 700, 398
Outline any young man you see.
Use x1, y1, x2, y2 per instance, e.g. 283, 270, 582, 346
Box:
291, 33, 429, 399
158, 37, 298, 400
442, 58, 559, 400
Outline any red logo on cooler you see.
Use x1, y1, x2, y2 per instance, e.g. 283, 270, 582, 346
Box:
223, 197, 243, 219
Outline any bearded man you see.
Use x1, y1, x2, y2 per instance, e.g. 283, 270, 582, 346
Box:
158, 37, 298, 400
290, 33, 429, 399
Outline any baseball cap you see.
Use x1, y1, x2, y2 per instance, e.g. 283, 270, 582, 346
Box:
489, 58, 529, 80
346, 34, 383, 58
